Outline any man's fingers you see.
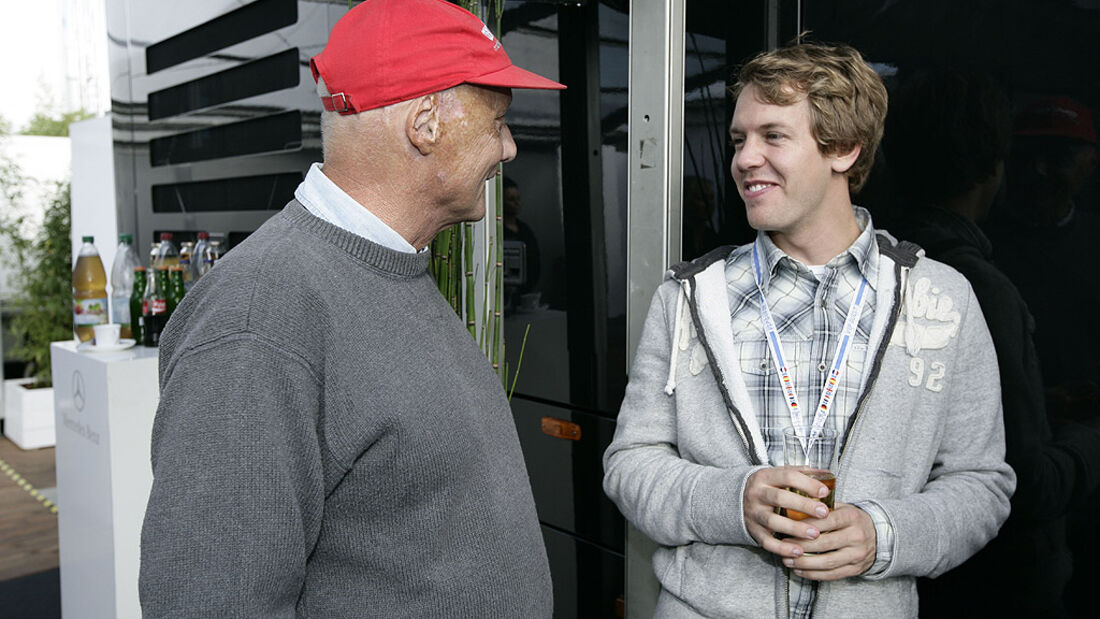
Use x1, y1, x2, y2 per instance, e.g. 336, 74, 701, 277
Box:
751, 502, 821, 541
783, 547, 864, 581
751, 467, 830, 498
752, 525, 808, 558
782, 505, 877, 579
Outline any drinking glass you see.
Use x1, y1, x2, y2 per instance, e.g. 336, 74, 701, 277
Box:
782, 427, 837, 520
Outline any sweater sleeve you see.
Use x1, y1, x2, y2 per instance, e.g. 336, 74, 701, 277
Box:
139, 335, 326, 618
874, 284, 1016, 579
603, 286, 762, 548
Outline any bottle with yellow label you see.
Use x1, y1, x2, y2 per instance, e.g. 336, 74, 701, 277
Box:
73, 235, 108, 342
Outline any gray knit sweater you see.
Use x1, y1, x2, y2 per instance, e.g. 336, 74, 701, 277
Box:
139, 201, 552, 618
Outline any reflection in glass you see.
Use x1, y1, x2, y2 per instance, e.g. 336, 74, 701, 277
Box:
681, 1, 771, 261
499, 1, 628, 414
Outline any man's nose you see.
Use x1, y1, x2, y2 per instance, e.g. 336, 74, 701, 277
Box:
501, 125, 517, 164
732, 137, 763, 173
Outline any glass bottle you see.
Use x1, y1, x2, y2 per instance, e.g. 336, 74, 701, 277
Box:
199, 235, 222, 278
178, 241, 195, 289
110, 233, 141, 339
167, 266, 186, 315
191, 231, 211, 286
152, 232, 179, 269
143, 267, 169, 347
73, 235, 108, 342
130, 266, 147, 344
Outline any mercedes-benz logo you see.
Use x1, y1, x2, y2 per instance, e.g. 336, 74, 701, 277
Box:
72, 370, 86, 412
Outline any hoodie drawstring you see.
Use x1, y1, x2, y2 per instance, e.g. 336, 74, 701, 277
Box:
664, 280, 691, 395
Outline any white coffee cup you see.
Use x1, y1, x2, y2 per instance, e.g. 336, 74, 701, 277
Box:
93, 323, 121, 347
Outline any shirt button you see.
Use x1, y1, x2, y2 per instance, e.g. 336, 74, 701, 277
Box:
818, 362, 827, 372
760, 360, 768, 369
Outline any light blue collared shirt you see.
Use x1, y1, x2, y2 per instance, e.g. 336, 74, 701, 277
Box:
294, 162, 420, 253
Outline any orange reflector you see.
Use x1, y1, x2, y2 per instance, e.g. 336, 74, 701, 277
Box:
540, 417, 581, 441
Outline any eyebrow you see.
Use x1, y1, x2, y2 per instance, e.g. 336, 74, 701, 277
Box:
730, 121, 793, 136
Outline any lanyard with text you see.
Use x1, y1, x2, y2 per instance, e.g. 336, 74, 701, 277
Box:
751, 240, 869, 453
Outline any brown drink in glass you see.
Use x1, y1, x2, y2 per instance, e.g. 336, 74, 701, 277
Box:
781, 427, 838, 521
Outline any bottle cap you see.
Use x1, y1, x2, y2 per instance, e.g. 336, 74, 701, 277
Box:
160, 232, 173, 241
120, 233, 133, 243
169, 266, 183, 271
82, 235, 94, 243
134, 266, 146, 272
197, 231, 209, 240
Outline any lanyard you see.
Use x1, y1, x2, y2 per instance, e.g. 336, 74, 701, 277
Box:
751, 241, 868, 451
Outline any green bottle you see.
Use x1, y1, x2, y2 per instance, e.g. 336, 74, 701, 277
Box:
130, 266, 147, 345
144, 267, 169, 347
167, 266, 186, 316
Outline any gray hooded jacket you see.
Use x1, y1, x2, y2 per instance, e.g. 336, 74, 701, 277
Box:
603, 234, 1015, 618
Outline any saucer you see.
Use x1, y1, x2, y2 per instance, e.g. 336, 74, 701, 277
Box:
79, 338, 137, 353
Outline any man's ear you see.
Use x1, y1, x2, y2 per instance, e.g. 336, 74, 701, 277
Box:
406, 94, 440, 155
831, 143, 862, 175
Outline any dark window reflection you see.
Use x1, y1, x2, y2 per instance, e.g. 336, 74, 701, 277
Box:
498, 4, 629, 617
500, 0, 628, 415
680, 1, 772, 260
805, 2, 1100, 617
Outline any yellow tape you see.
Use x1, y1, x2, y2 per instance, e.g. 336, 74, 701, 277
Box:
0, 456, 58, 515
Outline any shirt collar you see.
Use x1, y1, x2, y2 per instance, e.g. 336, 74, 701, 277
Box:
294, 162, 421, 254
754, 205, 879, 291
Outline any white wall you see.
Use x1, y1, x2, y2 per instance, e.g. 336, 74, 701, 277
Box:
69, 116, 118, 282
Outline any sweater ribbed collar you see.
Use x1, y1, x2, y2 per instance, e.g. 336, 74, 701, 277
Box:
281, 199, 431, 278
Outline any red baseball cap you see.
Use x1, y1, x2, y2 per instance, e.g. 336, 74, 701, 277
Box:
1014, 96, 1097, 144
310, 0, 565, 115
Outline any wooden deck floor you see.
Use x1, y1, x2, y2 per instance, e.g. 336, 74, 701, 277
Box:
0, 436, 59, 581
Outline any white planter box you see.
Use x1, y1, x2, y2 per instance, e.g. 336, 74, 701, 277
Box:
4, 377, 56, 449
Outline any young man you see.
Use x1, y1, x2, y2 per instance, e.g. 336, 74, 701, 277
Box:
603, 43, 1014, 618
139, 0, 564, 616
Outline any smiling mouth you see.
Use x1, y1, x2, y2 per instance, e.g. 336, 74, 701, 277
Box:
743, 181, 776, 196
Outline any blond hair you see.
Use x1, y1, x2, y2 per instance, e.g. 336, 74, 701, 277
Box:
732, 43, 887, 192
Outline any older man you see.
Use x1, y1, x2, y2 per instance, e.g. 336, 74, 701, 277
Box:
139, 0, 564, 616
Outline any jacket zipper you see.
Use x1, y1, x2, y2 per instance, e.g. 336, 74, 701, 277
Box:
784, 569, 791, 619
838, 261, 908, 464
807, 260, 909, 619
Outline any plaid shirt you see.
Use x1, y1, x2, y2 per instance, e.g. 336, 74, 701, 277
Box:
725, 208, 893, 618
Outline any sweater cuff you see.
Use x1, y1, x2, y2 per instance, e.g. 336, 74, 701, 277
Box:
852, 500, 895, 579
690, 465, 767, 546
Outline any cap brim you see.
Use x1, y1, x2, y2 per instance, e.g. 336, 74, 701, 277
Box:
466, 64, 565, 90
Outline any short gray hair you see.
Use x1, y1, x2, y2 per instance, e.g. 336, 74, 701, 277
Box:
316, 77, 336, 151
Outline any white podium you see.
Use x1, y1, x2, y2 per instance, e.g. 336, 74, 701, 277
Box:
51, 341, 159, 619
